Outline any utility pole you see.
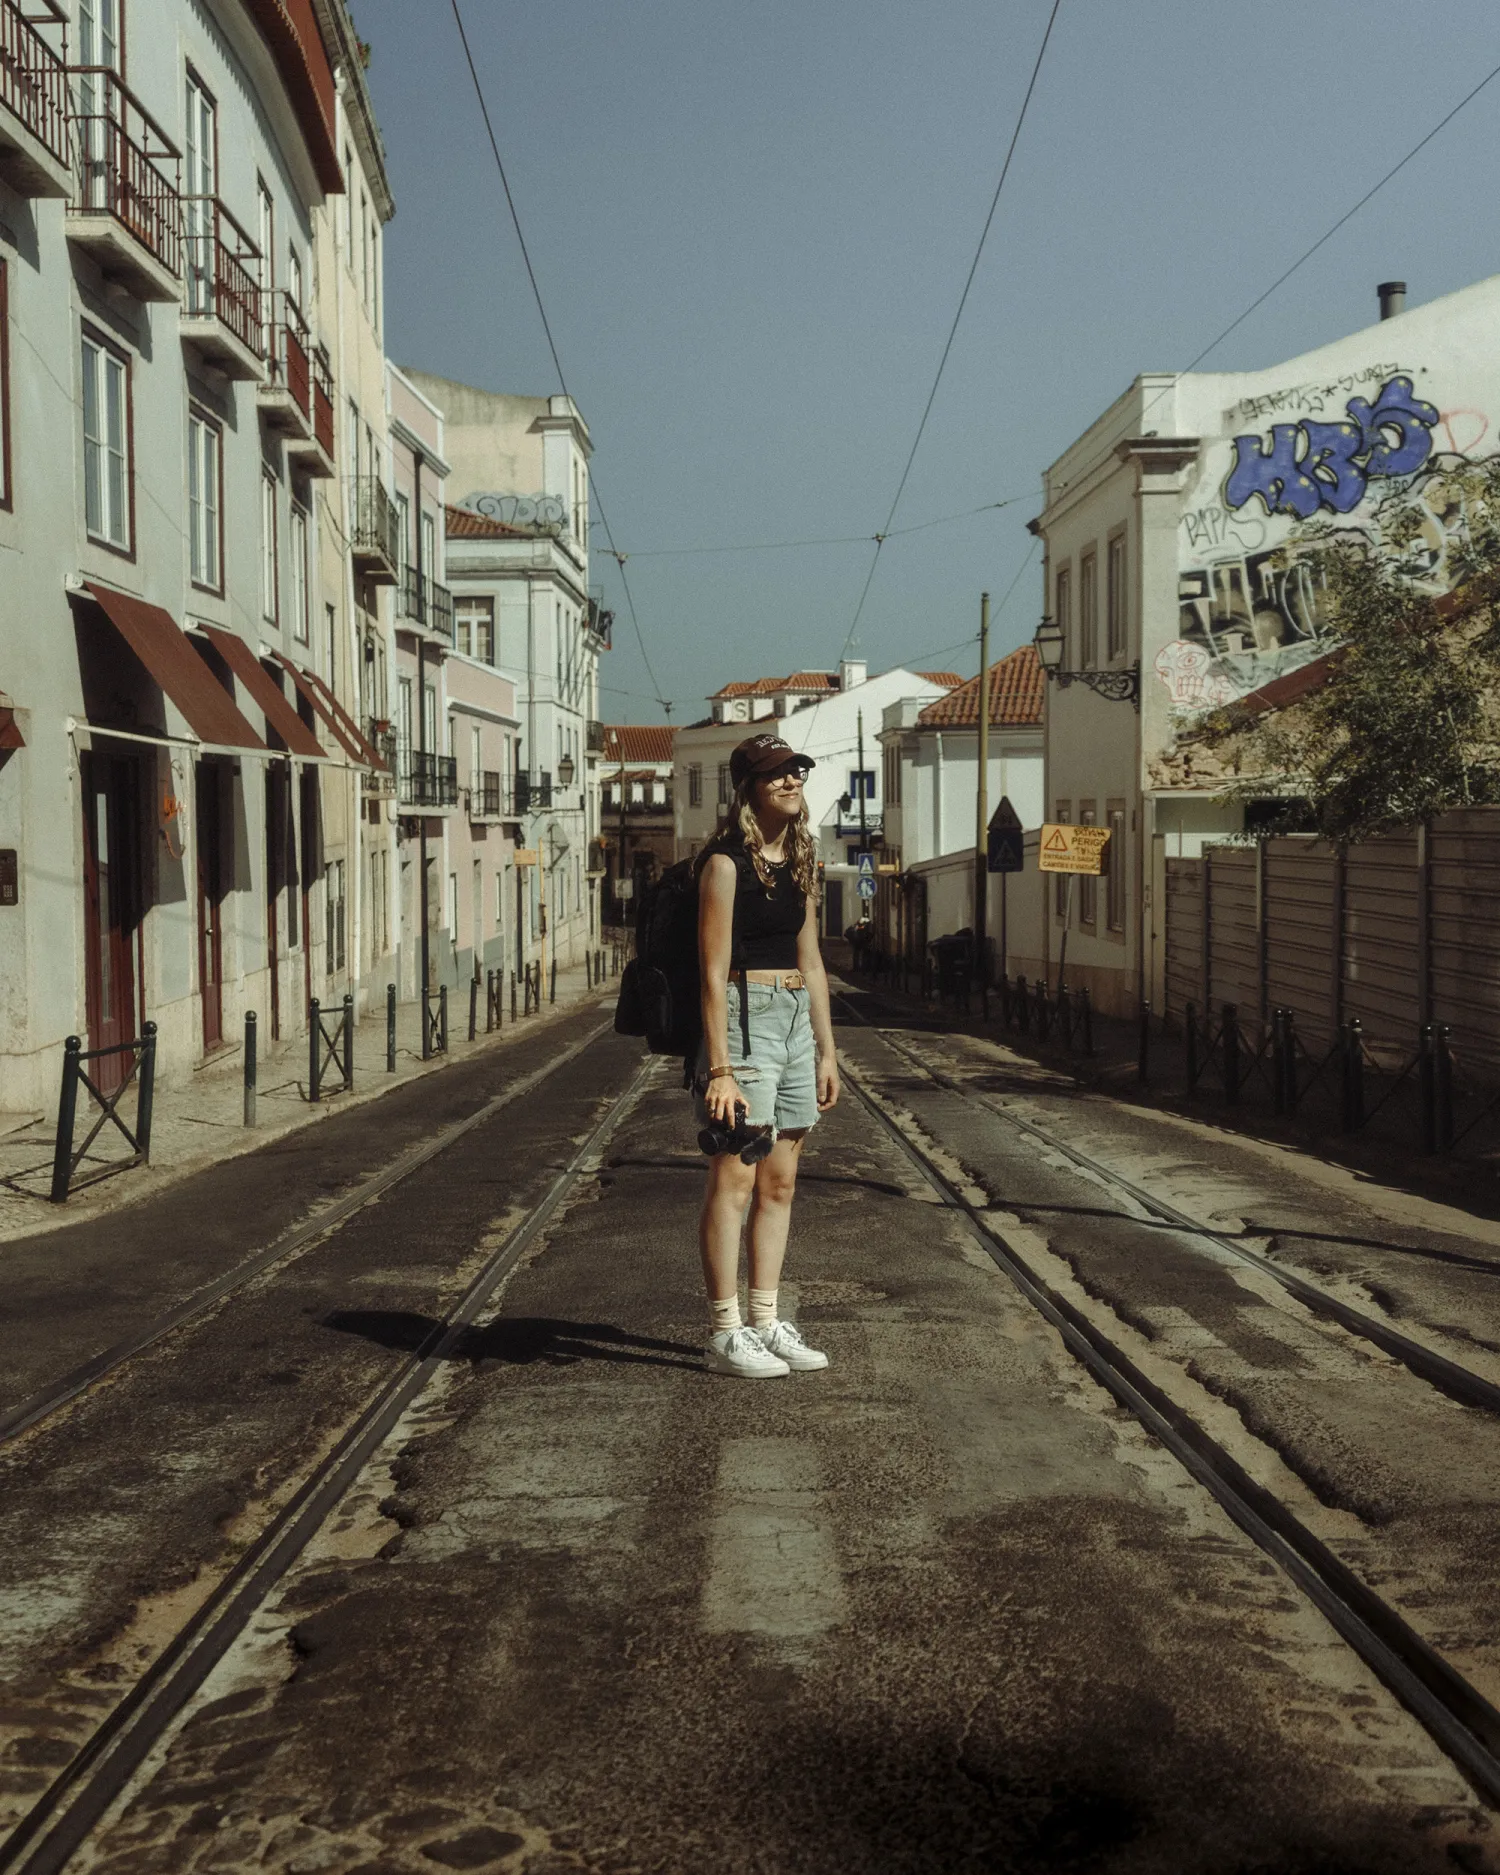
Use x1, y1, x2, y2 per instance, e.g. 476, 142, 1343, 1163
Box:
975, 590, 990, 1017
415, 457, 430, 1056
857, 708, 868, 853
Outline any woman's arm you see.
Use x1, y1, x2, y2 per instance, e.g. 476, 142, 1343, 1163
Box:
698, 854, 746, 1124
797, 894, 840, 1111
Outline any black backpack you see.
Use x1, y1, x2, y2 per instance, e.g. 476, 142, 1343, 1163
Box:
614, 860, 702, 1057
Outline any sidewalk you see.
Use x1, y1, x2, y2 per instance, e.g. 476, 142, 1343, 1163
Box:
830, 945, 1500, 1218
0, 963, 617, 1244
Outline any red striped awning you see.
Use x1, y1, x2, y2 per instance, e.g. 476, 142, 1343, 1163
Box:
195, 626, 324, 758
84, 584, 265, 750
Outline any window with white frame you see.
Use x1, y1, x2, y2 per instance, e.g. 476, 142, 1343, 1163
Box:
470, 722, 482, 784
1107, 802, 1127, 933
187, 408, 220, 588
82, 329, 129, 550
1107, 533, 1127, 660
717, 763, 730, 806
1055, 564, 1072, 665
688, 764, 702, 807
1079, 551, 1098, 667
454, 597, 493, 663
260, 473, 279, 622
289, 504, 310, 642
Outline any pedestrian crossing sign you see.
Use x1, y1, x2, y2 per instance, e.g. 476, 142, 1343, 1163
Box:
856, 851, 876, 878
1038, 823, 1109, 875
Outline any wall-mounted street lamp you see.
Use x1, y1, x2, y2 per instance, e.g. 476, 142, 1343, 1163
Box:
1033, 617, 1140, 709
557, 753, 576, 787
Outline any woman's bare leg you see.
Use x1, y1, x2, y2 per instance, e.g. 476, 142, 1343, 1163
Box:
746, 1131, 805, 1297
700, 1151, 758, 1306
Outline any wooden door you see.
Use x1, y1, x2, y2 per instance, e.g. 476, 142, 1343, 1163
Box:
82, 749, 140, 1092
196, 761, 224, 1052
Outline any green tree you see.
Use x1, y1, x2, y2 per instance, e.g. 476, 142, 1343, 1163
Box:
1205, 457, 1500, 844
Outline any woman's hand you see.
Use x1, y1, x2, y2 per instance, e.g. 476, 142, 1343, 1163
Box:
704, 1073, 751, 1125
816, 1054, 840, 1111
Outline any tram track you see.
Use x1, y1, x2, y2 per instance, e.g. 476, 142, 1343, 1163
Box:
0, 1053, 658, 1875
835, 996, 1500, 1418
0, 1021, 612, 1450
836, 1041, 1500, 1810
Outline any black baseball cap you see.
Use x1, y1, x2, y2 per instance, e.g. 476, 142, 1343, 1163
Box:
729, 733, 816, 788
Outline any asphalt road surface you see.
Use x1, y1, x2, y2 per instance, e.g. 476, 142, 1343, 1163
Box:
2, 991, 1498, 1873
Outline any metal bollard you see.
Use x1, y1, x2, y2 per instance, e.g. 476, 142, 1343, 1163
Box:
1222, 1003, 1240, 1105
586, 951, 593, 989
1138, 999, 1150, 1086
469, 975, 478, 1042
510, 970, 518, 1021
50, 1035, 82, 1204
1271, 1009, 1287, 1115
137, 1022, 157, 1160
309, 997, 322, 1102
387, 983, 397, 1072
244, 1010, 258, 1127
1281, 1009, 1299, 1112
1341, 1018, 1365, 1131
439, 983, 449, 1053
1420, 1023, 1437, 1153
549, 958, 557, 1004
1185, 1001, 1198, 1090
1079, 986, 1094, 1056
1016, 975, 1030, 1035
343, 992, 354, 1089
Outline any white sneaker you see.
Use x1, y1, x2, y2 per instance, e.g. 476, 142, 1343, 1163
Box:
756, 1319, 829, 1372
705, 1326, 790, 1378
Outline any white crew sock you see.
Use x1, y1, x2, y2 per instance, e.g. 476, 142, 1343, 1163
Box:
710, 1295, 743, 1336
749, 1287, 778, 1329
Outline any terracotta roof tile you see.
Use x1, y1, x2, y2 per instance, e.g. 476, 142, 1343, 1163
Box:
917, 671, 965, 688
445, 504, 531, 541
709, 670, 837, 700
601, 725, 675, 763
916, 645, 1044, 728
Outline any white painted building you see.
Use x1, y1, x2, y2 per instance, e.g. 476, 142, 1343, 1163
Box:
0, 0, 385, 1110
1033, 273, 1500, 1017
672, 658, 962, 933
406, 373, 607, 976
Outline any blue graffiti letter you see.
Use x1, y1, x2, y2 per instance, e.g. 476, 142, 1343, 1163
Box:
1225, 424, 1323, 519
1300, 419, 1367, 514
1347, 375, 1438, 478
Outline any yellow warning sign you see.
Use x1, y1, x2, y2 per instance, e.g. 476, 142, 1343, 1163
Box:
513, 848, 540, 867
1038, 823, 1110, 875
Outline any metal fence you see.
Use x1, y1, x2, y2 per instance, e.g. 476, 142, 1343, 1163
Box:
50, 1024, 157, 1203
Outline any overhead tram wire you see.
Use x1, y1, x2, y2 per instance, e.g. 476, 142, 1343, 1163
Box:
448, 0, 670, 713
834, 0, 1064, 668
1050, 52, 1500, 507
618, 496, 1029, 561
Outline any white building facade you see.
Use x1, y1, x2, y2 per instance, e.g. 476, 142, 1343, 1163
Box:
1034, 274, 1500, 1017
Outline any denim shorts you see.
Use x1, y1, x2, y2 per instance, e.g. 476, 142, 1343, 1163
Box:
695, 981, 820, 1137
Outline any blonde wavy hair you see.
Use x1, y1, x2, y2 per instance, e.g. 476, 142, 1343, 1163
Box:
696, 776, 818, 899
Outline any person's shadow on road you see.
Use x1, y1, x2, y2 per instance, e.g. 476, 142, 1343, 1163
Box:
321, 1309, 702, 1372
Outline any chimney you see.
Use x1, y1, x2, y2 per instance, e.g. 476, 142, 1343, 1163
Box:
839, 657, 867, 691
1378, 281, 1406, 321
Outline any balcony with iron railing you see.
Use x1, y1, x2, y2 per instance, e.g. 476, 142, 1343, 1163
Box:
362, 722, 397, 797
398, 749, 459, 811
585, 598, 614, 649
586, 718, 605, 754
259, 291, 311, 436
398, 564, 454, 643
0, 0, 70, 196
349, 477, 399, 585
67, 66, 181, 300
508, 772, 553, 815
287, 340, 335, 476
181, 193, 264, 379
468, 771, 502, 821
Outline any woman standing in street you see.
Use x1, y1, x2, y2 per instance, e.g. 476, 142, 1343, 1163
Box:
694, 732, 840, 1378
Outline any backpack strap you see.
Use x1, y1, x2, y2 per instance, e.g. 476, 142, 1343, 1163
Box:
738, 967, 751, 1057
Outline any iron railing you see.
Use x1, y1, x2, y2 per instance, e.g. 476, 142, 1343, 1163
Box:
470, 771, 501, 818
182, 193, 263, 357
312, 343, 334, 458
50, 1023, 156, 1202
363, 722, 397, 796
398, 565, 454, 640
586, 598, 613, 648
586, 718, 605, 753
69, 67, 180, 275
350, 475, 399, 572
1, 0, 70, 170
265, 290, 310, 413
510, 772, 552, 814
399, 749, 458, 809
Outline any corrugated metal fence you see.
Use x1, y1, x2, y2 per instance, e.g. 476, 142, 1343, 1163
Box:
1164, 810, 1500, 1086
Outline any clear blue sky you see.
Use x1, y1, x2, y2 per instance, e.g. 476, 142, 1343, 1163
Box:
358, 0, 1500, 723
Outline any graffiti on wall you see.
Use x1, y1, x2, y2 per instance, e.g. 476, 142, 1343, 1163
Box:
1159, 368, 1494, 726
1224, 376, 1439, 520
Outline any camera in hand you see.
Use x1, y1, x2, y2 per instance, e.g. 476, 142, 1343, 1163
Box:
698, 1100, 775, 1164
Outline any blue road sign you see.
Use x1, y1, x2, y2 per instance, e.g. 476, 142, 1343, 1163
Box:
987, 795, 1025, 874
856, 851, 876, 878
857, 876, 877, 900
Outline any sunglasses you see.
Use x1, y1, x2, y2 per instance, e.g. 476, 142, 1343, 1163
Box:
768, 762, 812, 784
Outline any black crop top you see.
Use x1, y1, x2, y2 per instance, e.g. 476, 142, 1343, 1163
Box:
721, 839, 805, 971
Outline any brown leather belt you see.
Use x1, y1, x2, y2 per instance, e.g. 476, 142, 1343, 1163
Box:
732, 969, 805, 990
